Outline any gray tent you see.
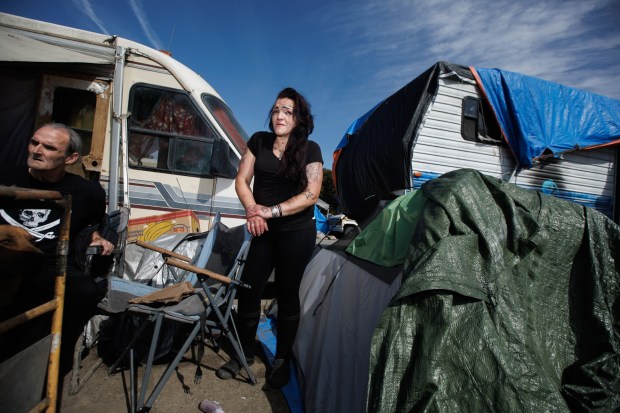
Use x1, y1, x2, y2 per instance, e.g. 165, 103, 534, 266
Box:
293, 191, 419, 412
294, 247, 401, 413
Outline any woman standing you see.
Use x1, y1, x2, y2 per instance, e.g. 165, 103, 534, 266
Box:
216, 87, 323, 389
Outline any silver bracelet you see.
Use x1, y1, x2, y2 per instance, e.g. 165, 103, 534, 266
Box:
271, 205, 279, 218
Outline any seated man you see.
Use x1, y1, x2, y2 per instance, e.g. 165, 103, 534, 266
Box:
0, 123, 114, 372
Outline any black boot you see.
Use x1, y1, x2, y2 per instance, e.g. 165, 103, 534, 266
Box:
264, 358, 290, 389
216, 310, 259, 380
215, 356, 255, 380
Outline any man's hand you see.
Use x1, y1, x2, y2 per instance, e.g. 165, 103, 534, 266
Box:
90, 231, 114, 255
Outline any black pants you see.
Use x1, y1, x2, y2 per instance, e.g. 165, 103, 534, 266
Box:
0, 261, 106, 374
235, 226, 315, 360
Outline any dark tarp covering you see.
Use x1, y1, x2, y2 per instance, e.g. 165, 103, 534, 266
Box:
367, 169, 620, 412
0, 70, 38, 168
333, 62, 474, 222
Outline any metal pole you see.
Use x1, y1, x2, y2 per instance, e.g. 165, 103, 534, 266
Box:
46, 194, 71, 413
108, 45, 126, 212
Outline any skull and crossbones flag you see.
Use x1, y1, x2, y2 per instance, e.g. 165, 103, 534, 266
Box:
0, 207, 61, 244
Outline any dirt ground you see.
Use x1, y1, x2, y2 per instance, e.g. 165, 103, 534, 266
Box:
59, 341, 290, 413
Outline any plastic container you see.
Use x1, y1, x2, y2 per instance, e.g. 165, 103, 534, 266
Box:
198, 399, 224, 413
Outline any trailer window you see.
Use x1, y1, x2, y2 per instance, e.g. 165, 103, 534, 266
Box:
128, 86, 232, 177
461, 96, 503, 145
128, 132, 169, 168
202, 94, 248, 154
174, 138, 212, 174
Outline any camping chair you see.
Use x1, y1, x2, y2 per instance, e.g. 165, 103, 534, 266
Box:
104, 215, 254, 413
68, 206, 130, 395
0, 186, 71, 413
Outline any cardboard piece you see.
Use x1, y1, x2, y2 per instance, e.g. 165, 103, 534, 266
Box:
127, 210, 200, 242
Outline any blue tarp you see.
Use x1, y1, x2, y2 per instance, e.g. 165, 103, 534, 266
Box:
257, 317, 304, 413
314, 205, 329, 234
334, 101, 383, 152
474, 67, 620, 168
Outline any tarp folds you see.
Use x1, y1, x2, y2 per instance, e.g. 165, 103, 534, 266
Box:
346, 189, 426, 268
367, 169, 620, 412
124, 232, 205, 287
474, 67, 620, 168
0, 27, 113, 64
334, 62, 471, 221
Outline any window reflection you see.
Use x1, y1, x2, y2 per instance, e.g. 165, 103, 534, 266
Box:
202, 94, 248, 154
174, 139, 212, 173
128, 133, 169, 169
127, 86, 240, 179
128, 86, 214, 175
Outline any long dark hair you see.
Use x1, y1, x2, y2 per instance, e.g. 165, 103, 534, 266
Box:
268, 87, 314, 192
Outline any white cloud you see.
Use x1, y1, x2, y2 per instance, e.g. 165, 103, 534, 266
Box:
316, 0, 620, 99
128, 0, 164, 50
72, 0, 109, 34
71, 0, 164, 50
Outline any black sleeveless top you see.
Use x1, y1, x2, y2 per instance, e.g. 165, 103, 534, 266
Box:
247, 132, 323, 231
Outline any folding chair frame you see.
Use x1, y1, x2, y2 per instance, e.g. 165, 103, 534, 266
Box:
106, 217, 255, 413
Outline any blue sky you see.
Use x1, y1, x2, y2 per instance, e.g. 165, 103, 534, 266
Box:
2, 0, 619, 169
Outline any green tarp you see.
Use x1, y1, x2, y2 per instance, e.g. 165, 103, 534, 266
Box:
346, 189, 426, 268
367, 169, 620, 412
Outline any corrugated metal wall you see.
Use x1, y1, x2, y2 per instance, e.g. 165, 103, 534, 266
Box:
411, 77, 617, 218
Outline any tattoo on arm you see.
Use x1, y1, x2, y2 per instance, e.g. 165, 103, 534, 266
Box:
306, 163, 321, 183
303, 190, 315, 200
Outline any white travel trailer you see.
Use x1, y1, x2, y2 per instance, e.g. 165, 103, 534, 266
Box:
334, 62, 620, 223
0, 12, 247, 229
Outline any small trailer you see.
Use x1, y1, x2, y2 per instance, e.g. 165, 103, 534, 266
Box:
333, 61, 620, 223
